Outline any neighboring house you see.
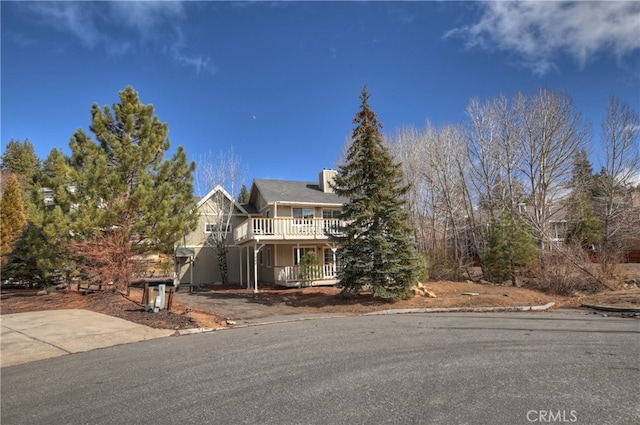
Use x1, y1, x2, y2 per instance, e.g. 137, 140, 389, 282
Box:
42, 188, 55, 206
174, 170, 348, 290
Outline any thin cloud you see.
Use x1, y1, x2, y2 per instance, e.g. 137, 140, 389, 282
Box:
8, 32, 36, 48
24, 2, 103, 48
108, 1, 186, 35
170, 27, 217, 75
15, 1, 214, 75
446, 1, 640, 76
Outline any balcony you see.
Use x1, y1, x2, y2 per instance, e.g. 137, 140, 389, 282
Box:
233, 217, 345, 244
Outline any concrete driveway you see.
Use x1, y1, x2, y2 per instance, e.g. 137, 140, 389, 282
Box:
1, 309, 174, 368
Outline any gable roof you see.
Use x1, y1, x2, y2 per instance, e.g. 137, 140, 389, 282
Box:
197, 185, 248, 214
251, 179, 347, 206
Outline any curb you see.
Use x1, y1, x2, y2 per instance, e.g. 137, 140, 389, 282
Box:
174, 303, 560, 335
176, 327, 222, 335
364, 302, 556, 316
581, 303, 640, 313
175, 316, 349, 334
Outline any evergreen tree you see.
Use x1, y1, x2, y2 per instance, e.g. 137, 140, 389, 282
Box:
2, 147, 71, 285
0, 173, 27, 264
299, 251, 321, 287
332, 87, 420, 299
63, 86, 199, 292
1, 139, 42, 221
237, 183, 250, 203
3, 224, 61, 287
565, 150, 604, 248
1, 139, 41, 188
483, 211, 539, 285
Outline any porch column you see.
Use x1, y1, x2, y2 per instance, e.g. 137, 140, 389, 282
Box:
190, 255, 194, 286
246, 246, 250, 290
239, 246, 243, 287
253, 244, 264, 293
331, 248, 338, 278
173, 255, 179, 287
253, 245, 258, 293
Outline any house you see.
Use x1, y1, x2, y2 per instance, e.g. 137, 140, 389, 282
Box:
174, 170, 348, 291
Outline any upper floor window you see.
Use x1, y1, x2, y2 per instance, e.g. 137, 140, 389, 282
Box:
293, 208, 314, 219
204, 222, 231, 233
293, 208, 314, 225
322, 209, 341, 219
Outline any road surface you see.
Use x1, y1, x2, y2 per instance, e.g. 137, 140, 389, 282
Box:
2, 311, 638, 424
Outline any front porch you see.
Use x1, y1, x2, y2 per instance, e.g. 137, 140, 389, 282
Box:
238, 242, 341, 292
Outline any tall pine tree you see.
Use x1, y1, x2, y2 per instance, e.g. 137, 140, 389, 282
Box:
0, 173, 27, 264
237, 184, 250, 204
1, 139, 41, 190
483, 211, 539, 285
332, 87, 420, 299
65, 86, 199, 291
565, 150, 604, 249
1, 139, 42, 222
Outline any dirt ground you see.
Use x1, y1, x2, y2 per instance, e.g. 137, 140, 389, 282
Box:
2, 278, 638, 330
0, 287, 228, 330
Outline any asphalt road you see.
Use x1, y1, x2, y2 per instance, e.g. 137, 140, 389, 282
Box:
2, 311, 638, 425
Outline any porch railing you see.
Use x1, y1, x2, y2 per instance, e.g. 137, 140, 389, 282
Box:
233, 218, 345, 243
275, 263, 339, 284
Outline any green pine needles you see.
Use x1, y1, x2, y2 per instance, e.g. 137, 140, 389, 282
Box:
483, 211, 539, 285
332, 87, 420, 299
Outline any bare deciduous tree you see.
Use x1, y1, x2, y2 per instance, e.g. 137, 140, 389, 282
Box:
430, 124, 470, 279
464, 96, 526, 275
596, 96, 640, 276
388, 89, 631, 287
515, 88, 589, 253
386, 125, 434, 253
195, 148, 247, 284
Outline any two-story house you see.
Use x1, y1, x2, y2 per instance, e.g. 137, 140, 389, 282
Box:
174, 170, 348, 291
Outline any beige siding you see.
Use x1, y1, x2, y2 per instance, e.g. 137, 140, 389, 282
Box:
255, 245, 275, 284
177, 245, 243, 286
255, 193, 267, 211
276, 205, 292, 218
182, 213, 245, 247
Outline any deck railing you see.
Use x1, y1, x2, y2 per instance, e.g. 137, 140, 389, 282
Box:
275, 263, 339, 285
233, 217, 344, 243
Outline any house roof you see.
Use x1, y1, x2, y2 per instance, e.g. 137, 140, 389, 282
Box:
197, 185, 248, 214
240, 203, 260, 214
251, 179, 347, 206
175, 247, 195, 257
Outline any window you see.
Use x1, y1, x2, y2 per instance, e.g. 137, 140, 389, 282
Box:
293, 208, 314, 224
324, 248, 341, 275
204, 222, 231, 233
323, 248, 334, 265
322, 209, 341, 219
293, 247, 315, 265
322, 209, 341, 233
266, 247, 272, 268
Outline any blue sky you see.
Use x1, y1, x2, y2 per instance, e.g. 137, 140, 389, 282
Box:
2, 1, 639, 196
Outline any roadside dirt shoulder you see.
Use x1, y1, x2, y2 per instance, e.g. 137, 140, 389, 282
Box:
3, 281, 639, 329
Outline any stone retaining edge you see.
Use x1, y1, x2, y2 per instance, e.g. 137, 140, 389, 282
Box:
364, 302, 556, 316
581, 303, 640, 313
